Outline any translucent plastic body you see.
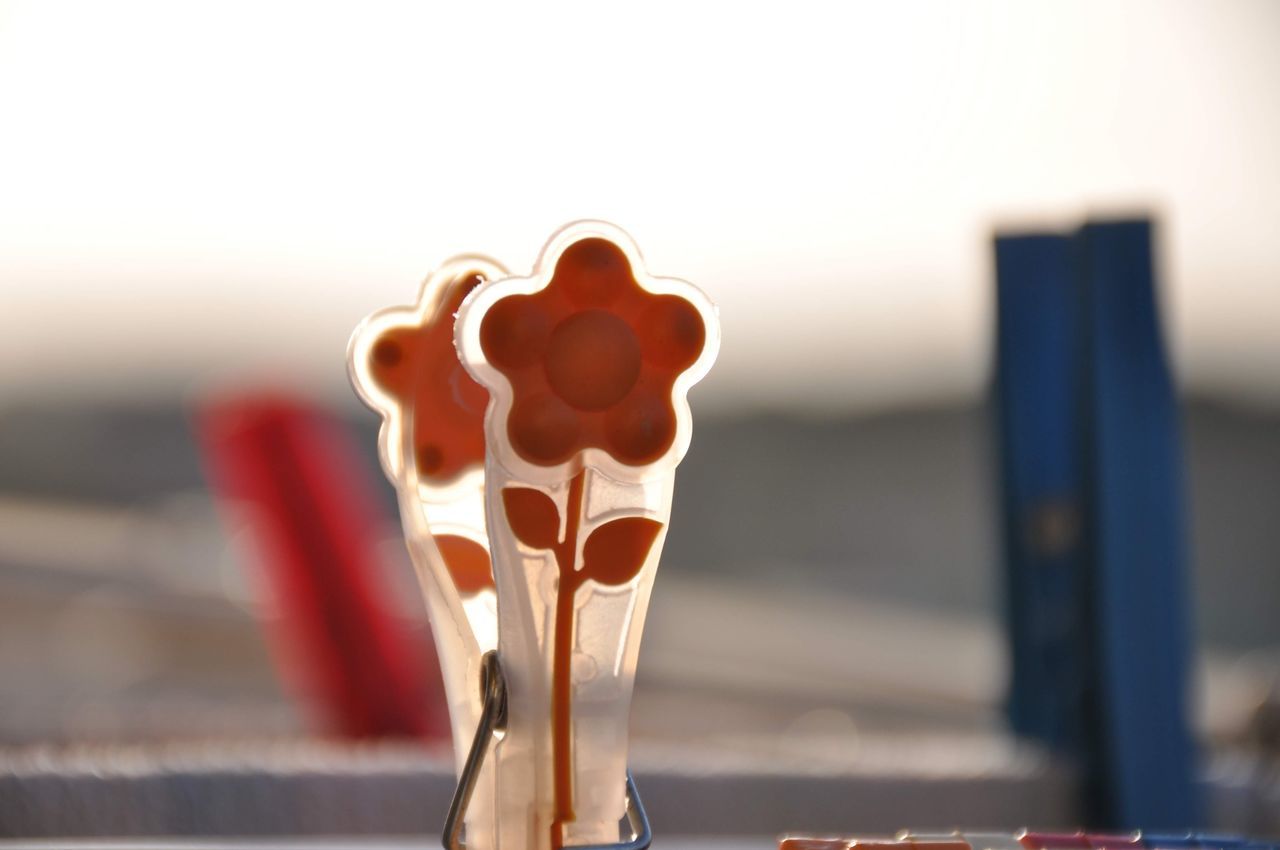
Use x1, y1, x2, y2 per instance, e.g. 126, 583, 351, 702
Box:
455, 221, 720, 850
348, 257, 507, 850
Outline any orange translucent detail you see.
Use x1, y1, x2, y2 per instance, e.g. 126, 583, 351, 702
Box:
778, 840, 854, 850
434, 534, 494, 594
479, 238, 706, 467
367, 273, 490, 483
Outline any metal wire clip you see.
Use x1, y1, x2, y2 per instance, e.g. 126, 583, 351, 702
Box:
443, 651, 651, 850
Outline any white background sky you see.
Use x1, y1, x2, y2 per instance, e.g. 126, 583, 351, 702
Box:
2, 0, 1277, 413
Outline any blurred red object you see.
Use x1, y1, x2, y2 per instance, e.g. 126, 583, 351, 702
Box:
196, 393, 448, 741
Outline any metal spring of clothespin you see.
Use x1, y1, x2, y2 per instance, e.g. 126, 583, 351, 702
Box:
442, 651, 651, 850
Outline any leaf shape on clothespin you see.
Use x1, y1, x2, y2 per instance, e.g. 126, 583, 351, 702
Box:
502, 487, 561, 551
580, 517, 663, 587
435, 535, 495, 595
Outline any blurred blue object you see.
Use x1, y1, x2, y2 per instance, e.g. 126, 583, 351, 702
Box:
1080, 220, 1198, 830
994, 219, 1199, 831
1143, 835, 1200, 849
994, 233, 1087, 750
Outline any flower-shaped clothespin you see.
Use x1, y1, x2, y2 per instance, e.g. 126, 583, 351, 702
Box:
456, 222, 719, 850
348, 256, 506, 816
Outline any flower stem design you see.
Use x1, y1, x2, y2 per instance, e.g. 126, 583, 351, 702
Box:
550, 470, 586, 849
502, 472, 663, 850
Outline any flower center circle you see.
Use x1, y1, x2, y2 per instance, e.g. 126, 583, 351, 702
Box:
545, 310, 641, 412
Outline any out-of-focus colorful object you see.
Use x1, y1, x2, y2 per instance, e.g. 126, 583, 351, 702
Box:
348, 256, 508, 850
453, 221, 719, 850
779, 831, 1273, 850
993, 233, 1085, 752
196, 394, 447, 740
994, 218, 1198, 829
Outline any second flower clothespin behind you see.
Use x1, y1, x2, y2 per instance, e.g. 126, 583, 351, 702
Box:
348, 256, 508, 850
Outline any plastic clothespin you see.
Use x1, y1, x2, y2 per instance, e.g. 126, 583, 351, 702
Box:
898, 833, 972, 850
454, 221, 720, 850
778, 840, 858, 850
348, 255, 508, 828
1079, 220, 1198, 831
961, 834, 1031, 850
1142, 836, 1201, 850
1019, 833, 1093, 850
995, 220, 1198, 830
993, 232, 1087, 754
1083, 836, 1144, 850
779, 831, 1277, 850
